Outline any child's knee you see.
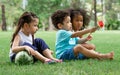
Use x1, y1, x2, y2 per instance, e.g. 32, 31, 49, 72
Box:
91, 44, 96, 50
74, 44, 83, 52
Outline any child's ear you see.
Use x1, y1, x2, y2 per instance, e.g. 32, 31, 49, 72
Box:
58, 23, 62, 29
24, 23, 29, 28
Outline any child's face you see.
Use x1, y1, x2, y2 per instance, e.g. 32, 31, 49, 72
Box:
28, 18, 39, 34
72, 15, 83, 31
61, 16, 72, 31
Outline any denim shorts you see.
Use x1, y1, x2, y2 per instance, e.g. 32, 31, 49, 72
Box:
60, 48, 86, 60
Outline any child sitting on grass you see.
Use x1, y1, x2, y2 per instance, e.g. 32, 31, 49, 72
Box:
51, 9, 114, 61
9, 11, 62, 64
68, 8, 96, 50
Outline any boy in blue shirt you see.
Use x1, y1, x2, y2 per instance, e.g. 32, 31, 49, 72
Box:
51, 10, 114, 60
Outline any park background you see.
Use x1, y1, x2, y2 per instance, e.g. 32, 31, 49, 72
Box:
0, 0, 120, 31
0, 0, 120, 75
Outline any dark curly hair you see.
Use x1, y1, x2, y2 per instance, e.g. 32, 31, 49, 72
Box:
68, 8, 90, 30
51, 10, 70, 29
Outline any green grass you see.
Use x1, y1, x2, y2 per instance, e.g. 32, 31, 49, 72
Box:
0, 30, 120, 75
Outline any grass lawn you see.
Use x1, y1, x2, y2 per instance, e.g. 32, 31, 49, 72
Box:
0, 30, 120, 75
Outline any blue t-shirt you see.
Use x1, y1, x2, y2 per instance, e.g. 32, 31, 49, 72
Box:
56, 30, 79, 59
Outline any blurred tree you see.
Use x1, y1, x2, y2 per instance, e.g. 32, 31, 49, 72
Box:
26, 0, 87, 30
105, 0, 120, 30
69, 0, 82, 8
0, 0, 23, 31
26, 0, 61, 30
1, 5, 7, 31
0, 0, 120, 31
94, 0, 97, 26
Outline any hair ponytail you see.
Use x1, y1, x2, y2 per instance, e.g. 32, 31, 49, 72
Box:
10, 11, 38, 47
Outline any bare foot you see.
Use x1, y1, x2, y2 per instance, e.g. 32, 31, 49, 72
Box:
99, 51, 114, 60
53, 59, 63, 63
107, 51, 114, 60
44, 59, 56, 64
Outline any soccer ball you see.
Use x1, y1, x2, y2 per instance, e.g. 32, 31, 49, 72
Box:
15, 51, 34, 65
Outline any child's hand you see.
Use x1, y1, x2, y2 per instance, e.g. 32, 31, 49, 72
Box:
24, 46, 34, 55
86, 33, 92, 41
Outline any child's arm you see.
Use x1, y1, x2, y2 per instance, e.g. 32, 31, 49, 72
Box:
11, 35, 25, 53
78, 34, 93, 44
78, 38, 88, 44
11, 35, 32, 54
71, 26, 97, 38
